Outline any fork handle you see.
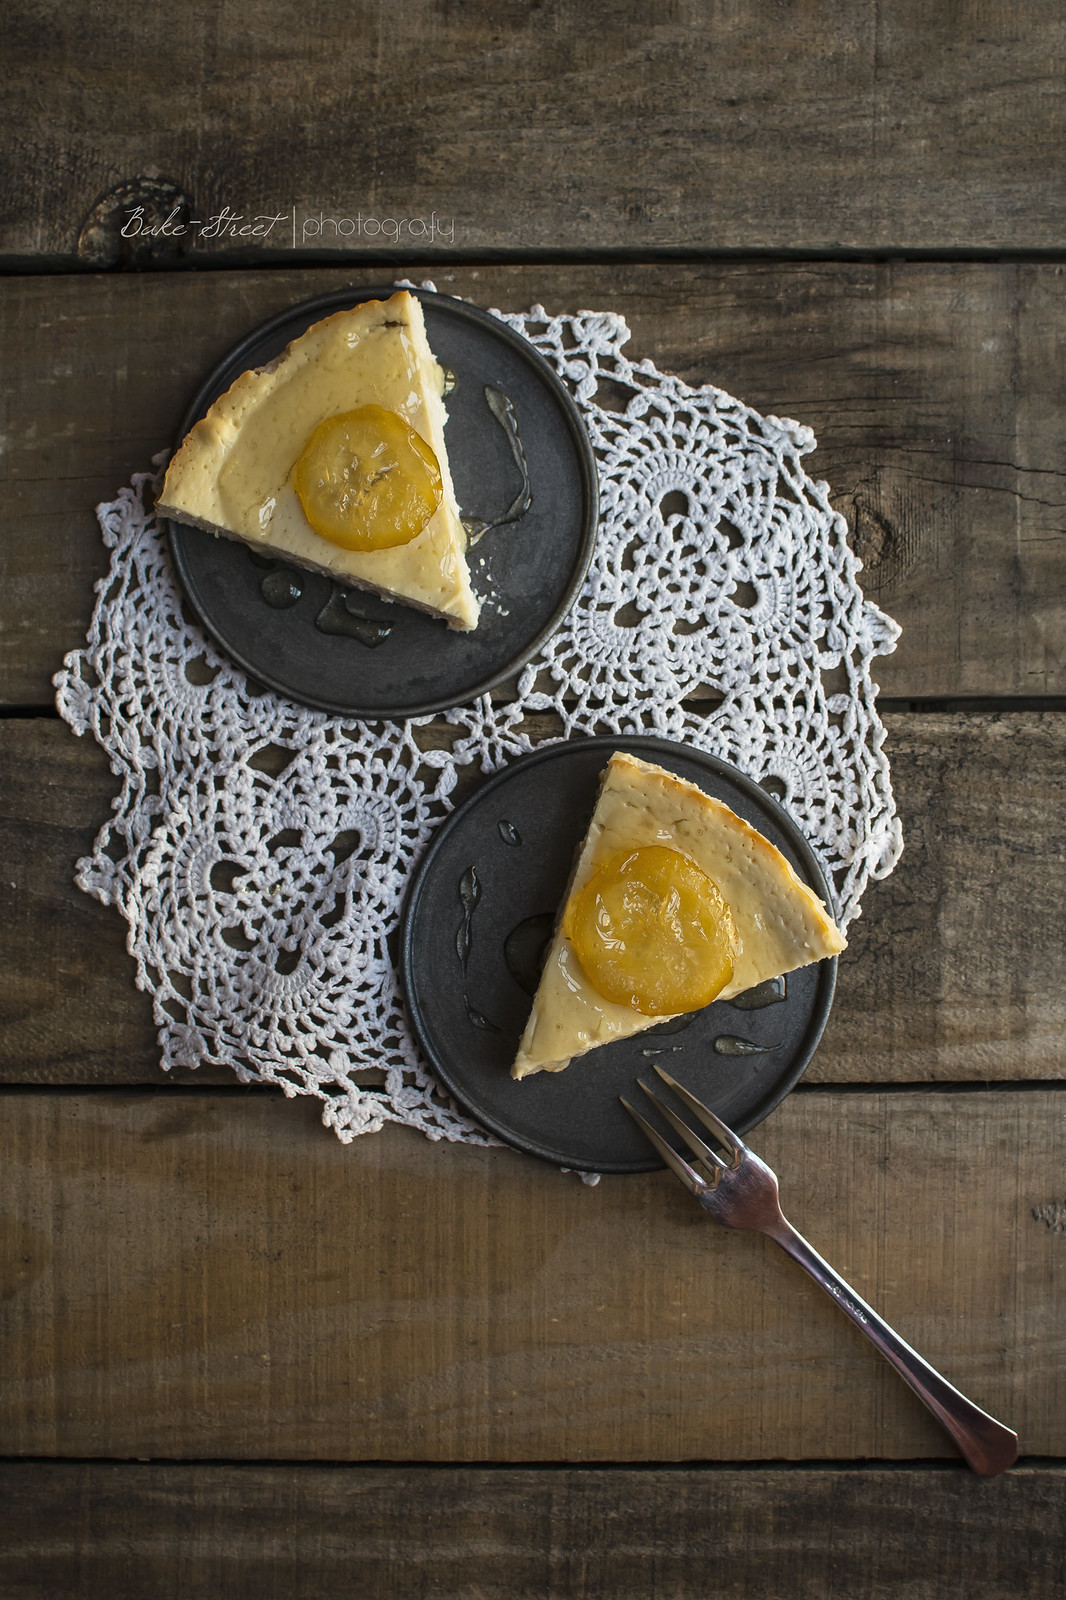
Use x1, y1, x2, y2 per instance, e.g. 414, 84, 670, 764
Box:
765, 1214, 1019, 1476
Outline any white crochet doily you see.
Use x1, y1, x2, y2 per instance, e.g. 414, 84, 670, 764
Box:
55, 295, 902, 1150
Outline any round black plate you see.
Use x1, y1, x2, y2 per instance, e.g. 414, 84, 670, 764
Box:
165, 287, 598, 717
401, 736, 838, 1174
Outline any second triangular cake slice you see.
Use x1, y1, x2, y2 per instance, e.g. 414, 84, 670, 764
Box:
512, 751, 846, 1080
156, 290, 479, 630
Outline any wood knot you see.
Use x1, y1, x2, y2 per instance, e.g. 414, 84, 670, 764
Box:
77, 176, 196, 268
1032, 1200, 1066, 1236
850, 498, 899, 583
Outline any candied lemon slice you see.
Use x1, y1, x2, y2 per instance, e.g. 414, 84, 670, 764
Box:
293, 405, 443, 551
563, 845, 738, 1016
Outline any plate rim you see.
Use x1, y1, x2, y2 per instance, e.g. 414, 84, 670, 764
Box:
164, 284, 600, 718
400, 734, 839, 1173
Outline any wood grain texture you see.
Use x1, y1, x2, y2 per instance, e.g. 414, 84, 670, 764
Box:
0, 719, 221, 1085
1, 1462, 1062, 1600
2, 264, 1063, 704
3, 2, 1066, 262
828, 711, 1066, 1083
4, 712, 1064, 1087
1, 1090, 1059, 1462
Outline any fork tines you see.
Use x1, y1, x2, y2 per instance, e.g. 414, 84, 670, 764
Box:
650, 1065, 745, 1155
621, 1064, 743, 1191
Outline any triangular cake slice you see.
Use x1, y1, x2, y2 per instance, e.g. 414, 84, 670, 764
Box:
512, 751, 846, 1079
156, 290, 480, 630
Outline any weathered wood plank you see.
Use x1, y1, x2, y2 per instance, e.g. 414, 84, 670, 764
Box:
1, 1462, 1062, 1600
2, 264, 1063, 704
0, 719, 222, 1085
4, 2, 1066, 262
3, 712, 1064, 1087
0, 1090, 1059, 1461
829, 711, 1066, 1083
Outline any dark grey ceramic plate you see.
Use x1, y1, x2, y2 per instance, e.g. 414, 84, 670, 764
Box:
165, 287, 598, 717
400, 736, 838, 1173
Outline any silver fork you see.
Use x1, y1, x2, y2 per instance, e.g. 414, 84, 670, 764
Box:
622, 1065, 1019, 1476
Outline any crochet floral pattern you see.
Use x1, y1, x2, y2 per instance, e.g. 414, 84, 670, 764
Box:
55, 297, 901, 1148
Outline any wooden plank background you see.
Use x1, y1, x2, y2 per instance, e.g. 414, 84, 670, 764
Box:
2, 265, 1064, 705
4, 2, 1066, 264
2, 264, 1063, 1592
3, 1, 1065, 1591
3, 711, 1065, 1087
2, 1090, 1059, 1462
1, 1463, 1063, 1600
